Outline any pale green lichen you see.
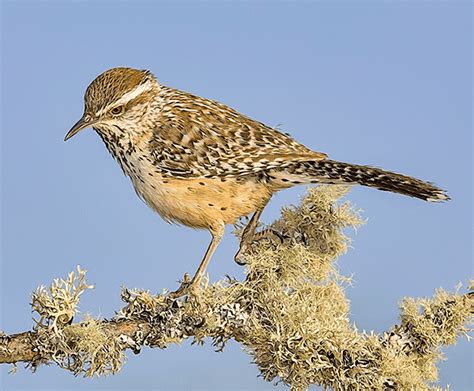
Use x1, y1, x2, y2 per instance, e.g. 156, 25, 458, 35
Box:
26, 186, 472, 389
30, 267, 124, 376
31, 266, 93, 333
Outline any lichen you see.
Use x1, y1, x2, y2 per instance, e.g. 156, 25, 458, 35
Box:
29, 267, 124, 376
31, 266, 93, 333
24, 186, 472, 389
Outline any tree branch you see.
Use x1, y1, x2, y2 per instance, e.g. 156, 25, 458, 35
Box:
1, 186, 472, 390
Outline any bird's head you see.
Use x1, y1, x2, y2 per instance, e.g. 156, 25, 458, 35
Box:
65, 67, 159, 141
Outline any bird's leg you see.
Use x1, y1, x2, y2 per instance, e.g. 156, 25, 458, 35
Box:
253, 228, 285, 245
234, 208, 264, 265
170, 226, 224, 298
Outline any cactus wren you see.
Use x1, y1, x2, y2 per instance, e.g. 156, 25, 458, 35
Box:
65, 67, 449, 295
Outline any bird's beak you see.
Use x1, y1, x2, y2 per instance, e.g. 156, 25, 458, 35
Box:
64, 114, 94, 141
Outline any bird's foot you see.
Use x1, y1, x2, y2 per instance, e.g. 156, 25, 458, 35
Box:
234, 228, 285, 265
168, 273, 201, 299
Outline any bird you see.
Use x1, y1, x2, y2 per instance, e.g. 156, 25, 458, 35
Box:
65, 67, 449, 296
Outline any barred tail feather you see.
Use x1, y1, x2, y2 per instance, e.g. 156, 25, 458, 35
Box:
285, 159, 450, 202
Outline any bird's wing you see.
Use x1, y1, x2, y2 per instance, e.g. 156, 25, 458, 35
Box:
149, 88, 327, 179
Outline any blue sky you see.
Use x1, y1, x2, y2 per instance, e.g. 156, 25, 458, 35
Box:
1, 1, 472, 390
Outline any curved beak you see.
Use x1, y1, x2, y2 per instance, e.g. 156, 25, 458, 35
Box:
64, 115, 94, 141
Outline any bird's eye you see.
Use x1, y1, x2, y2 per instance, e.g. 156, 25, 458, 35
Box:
111, 106, 124, 115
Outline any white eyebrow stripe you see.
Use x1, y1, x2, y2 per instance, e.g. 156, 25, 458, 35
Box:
97, 80, 154, 116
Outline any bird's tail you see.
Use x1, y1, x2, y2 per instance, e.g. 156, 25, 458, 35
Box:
279, 159, 450, 202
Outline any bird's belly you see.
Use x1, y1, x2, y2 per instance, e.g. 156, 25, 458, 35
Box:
130, 170, 272, 230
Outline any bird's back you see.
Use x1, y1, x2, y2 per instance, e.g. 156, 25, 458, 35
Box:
147, 86, 327, 180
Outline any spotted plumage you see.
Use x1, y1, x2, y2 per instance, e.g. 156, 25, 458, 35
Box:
66, 67, 449, 295
148, 86, 327, 179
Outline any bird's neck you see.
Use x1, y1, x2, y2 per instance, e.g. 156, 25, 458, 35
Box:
93, 123, 149, 177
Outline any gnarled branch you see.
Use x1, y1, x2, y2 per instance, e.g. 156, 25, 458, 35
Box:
1, 186, 472, 390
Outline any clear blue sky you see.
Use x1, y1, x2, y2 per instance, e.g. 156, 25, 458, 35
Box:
1, 1, 472, 390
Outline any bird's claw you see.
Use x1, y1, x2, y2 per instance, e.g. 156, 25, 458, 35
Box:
169, 273, 200, 299
234, 228, 285, 265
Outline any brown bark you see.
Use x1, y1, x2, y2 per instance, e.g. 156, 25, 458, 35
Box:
0, 320, 151, 365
